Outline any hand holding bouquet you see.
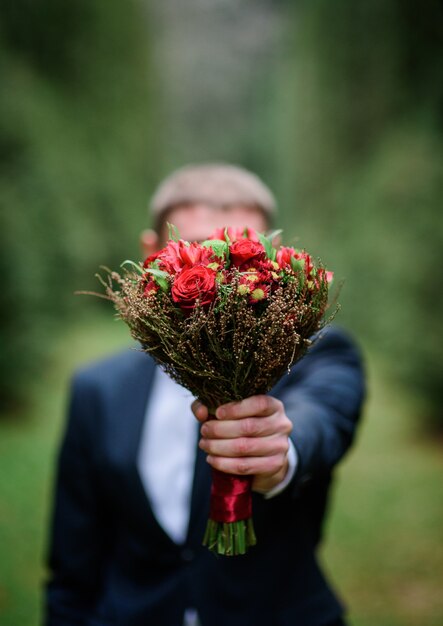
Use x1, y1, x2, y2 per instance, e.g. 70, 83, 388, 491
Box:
100, 226, 333, 556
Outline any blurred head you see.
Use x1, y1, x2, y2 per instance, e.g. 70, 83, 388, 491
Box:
140, 163, 276, 257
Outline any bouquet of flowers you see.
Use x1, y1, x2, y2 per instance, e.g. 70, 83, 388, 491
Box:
99, 226, 333, 556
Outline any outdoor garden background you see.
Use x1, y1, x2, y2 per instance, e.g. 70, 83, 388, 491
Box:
1, 1, 442, 624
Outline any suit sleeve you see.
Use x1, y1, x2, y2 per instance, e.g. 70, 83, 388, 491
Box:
44, 373, 109, 625
276, 327, 366, 492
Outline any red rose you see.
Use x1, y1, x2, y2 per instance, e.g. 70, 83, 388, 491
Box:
171, 265, 217, 311
229, 239, 266, 267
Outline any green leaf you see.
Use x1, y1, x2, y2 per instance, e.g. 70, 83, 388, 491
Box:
223, 227, 232, 245
266, 228, 283, 243
143, 266, 170, 292
258, 232, 275, 260
121, 260, 145, 274
290, 256, 305, 272
144, 267, 169, 279
266, 230, 282, 261
167, 222, 181, 242
290, 256, 305, 287
155, 276, 169, 292
201, 239, 229, 259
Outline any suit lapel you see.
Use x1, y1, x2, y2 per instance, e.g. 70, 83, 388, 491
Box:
106, 348, 212, 548
104, 349, 168, 538
106, 348, 155, 466
186, 434, 212, 546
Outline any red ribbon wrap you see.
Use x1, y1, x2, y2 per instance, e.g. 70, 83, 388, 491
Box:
209, 468, 252, 523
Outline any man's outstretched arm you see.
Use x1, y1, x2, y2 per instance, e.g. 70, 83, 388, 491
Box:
193, 327, 365, 496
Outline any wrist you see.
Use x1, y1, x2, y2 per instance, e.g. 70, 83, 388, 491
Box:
269, 458, 289, 488
261, 439, 298, 499
252, 455, 289, 494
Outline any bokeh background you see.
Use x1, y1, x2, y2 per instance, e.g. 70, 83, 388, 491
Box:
1, 1, 442, 624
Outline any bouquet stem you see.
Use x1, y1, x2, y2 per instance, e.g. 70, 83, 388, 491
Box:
202, 468, 257, 556
203, 518, 256, 556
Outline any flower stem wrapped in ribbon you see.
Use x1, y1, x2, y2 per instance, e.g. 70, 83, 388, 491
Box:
99, 226, 333, 556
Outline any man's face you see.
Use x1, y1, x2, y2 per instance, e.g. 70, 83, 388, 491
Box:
159, 203, 269, 245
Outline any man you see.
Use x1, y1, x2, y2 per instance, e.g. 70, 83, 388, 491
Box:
45, 164, 365, 626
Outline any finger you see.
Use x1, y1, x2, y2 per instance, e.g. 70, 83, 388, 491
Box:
201, 415, 276, 439
201, 414, 292, 439
215, 395, 283, 420
199, 434, 289, 458
206, 453, 287, 477
191, 399, 209, 422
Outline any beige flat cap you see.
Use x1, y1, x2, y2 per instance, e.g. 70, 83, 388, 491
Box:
150, 163, 277, 217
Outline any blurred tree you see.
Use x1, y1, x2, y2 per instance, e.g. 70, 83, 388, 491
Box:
0, 0, 158, 411
2, 0, 442, 427
275, 0, 443, 426
148, 0, 283, 177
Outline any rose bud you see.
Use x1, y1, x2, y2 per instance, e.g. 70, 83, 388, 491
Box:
171, 265, 217, 311
229, 239, 266, 267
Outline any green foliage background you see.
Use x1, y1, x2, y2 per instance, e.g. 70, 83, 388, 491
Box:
0, 0, 158, 407
0, 1, 442, 623
1, 0, 442, 420
273, 0, 443, 426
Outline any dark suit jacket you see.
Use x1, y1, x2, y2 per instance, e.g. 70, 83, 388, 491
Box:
45, 326, 365, 626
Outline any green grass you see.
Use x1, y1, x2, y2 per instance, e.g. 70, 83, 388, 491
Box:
0, 317, 442, 625
0, 314, 131, 626
322, 356, 443, 626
